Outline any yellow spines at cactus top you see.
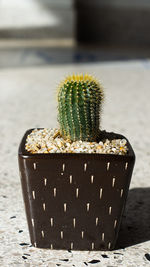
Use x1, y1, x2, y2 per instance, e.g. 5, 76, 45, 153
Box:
57, 74, 104, 142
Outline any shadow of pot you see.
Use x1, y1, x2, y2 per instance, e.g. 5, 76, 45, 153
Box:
116, 187, 150, 249
18, 129, 135, 250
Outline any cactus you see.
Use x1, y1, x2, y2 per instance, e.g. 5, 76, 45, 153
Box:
57, 74, 104, 142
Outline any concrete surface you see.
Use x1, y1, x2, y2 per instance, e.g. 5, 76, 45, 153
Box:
0, 60, 150, 266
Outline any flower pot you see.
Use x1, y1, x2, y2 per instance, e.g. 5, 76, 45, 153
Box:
18, 129, 135, 251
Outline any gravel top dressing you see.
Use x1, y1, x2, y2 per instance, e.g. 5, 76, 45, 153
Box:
25, 128, 128, 155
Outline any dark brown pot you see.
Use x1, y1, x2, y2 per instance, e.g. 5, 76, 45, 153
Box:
18, 129, 135, 251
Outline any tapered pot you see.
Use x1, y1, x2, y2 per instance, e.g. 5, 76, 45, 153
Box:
18, 129, 135, 250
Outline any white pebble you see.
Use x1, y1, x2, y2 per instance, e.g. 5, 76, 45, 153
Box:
25, 128, 128, 155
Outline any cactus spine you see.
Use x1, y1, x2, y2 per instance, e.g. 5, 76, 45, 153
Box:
57, 74, 103, 142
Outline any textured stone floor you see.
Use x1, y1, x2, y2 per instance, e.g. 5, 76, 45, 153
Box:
0, 61, 150, 266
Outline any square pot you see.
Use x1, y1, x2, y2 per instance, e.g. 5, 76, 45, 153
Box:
18, 129, 135, 251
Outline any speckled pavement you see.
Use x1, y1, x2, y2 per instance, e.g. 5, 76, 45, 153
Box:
0, 61, 150, 266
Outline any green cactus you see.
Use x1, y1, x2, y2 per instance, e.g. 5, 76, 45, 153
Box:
57, 74, 104, 142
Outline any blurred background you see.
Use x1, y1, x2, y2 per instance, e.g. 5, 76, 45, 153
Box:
0, 0, 150, 68
1, 2, 150, 266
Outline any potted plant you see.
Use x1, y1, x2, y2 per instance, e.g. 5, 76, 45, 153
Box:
18, 74, 135, 251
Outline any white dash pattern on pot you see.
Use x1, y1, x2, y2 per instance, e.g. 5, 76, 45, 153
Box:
91, 175, 94, 183
120, 189, 124, 197
69, 175, 73, 184
81, 231, 84, 239
114, 219, 117, 229
86, 203, 90, 211
44, 178, 47, 186
107, 162, 110, 170
71, 242, 73, 249
32, 190, 35, 199
64, 203, 67, 212
43, 203, 46, 211
50, 218, 53, 227
99, 188, 103, 199
108, 242, 111, 249
73, 218, 76, 228
41, 230, 44, 238
31, 218, 34, 227
109, 206, 112, 215
96, 217, 99, 226
84, 163, 87, 171
76, 188, 79, 198
60, 231, 63, 239
125, 162, 128, 170
112, 177, 115, 187
53, 188, 57, 197
102, 232, 105, 241
62, 163, 65, 172
33, 163, 37, 170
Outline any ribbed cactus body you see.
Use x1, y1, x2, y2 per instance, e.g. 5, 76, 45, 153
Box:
57, 74, 103, 142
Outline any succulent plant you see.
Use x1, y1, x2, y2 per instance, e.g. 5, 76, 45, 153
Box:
57, 74, 104, 142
